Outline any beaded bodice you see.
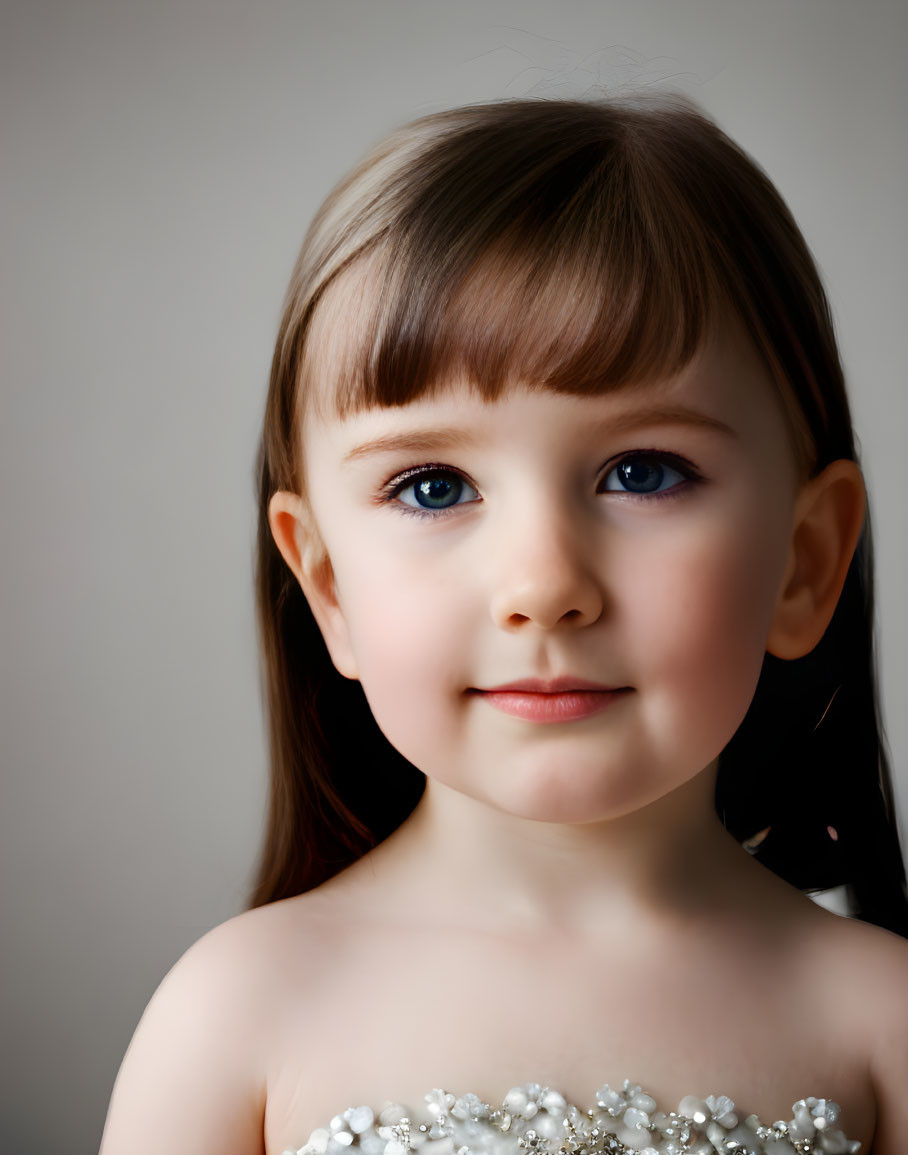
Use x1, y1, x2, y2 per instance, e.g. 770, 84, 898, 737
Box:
284, 1079, 861, 1155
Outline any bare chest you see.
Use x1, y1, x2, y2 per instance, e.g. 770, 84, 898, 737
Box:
261, 929, 875, 1154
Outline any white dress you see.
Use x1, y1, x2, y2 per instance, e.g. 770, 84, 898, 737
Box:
285, 1078, 861, 1155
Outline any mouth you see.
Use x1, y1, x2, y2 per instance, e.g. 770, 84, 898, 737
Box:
467, 678, 633, 723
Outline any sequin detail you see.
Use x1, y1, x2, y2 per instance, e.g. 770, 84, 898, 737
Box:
284, 1080, 860, 1155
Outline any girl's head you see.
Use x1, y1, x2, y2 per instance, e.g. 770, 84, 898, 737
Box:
251, 96, 906, 932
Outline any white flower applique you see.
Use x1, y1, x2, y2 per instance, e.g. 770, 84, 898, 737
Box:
782, 1097, 860, 1154
285, 1080, 861, 1155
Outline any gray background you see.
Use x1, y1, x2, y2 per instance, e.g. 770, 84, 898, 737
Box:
2, 1, 906, 1151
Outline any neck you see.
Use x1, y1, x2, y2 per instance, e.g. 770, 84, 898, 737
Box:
352, 761, 753, 938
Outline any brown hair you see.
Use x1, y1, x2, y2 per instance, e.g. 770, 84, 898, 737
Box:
249, 95, 907, 933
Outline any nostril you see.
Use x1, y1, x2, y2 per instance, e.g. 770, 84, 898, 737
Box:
506, 613, 531, 627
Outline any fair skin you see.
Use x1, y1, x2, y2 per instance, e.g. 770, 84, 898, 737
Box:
100, 318, 908, 1155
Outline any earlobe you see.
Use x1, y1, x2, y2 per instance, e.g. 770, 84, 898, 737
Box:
766, 459, 865, 660
267, 491, 360, 680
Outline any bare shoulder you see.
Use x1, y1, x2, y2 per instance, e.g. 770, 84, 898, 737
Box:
100, 895, 338, 1155
803, 911, 908, 1155
801, 908, 908, 1022
810, 909, 908, 998
844, 919, 908, 1155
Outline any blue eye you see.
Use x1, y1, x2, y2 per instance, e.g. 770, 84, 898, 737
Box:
601, 455, 692, 496
383, 453, 697, 517
393, 469, 480, 513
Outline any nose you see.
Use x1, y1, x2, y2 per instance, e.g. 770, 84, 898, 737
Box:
488, 507, 604, 631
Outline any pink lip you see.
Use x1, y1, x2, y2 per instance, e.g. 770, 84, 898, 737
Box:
469, 678, 632, 723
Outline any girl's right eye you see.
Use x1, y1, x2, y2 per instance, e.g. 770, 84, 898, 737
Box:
385, 467, 480, 516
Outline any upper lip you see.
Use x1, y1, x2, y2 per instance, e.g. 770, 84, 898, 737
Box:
474, 677, 629, 694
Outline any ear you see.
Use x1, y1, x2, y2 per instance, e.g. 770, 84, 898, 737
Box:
267, 491, 359, 680
766, 459, 865, 660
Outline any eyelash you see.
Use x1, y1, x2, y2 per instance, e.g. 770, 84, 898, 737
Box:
378, 452, 704, 520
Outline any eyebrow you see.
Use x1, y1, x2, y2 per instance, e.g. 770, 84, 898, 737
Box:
342, 405, 738, 464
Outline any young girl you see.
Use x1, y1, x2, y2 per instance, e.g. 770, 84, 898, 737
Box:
100, 96, 908, 1155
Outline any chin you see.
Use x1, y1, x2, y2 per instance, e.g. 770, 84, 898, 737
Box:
482, 759, 654, 826
498, 747, 716, 827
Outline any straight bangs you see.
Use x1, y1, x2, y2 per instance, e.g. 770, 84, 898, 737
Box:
299, 100, 726, 423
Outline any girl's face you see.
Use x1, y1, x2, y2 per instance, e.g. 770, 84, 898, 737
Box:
293, 317, 803, 825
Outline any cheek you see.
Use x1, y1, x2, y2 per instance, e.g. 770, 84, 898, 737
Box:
332, 550, 471, 758
624, 503, 791, 745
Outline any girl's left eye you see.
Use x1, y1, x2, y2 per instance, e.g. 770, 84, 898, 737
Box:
387, 468, 480, 515
599, 453, 695, 497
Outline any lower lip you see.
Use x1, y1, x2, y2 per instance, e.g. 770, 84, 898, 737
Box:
473, 688, 631, 723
